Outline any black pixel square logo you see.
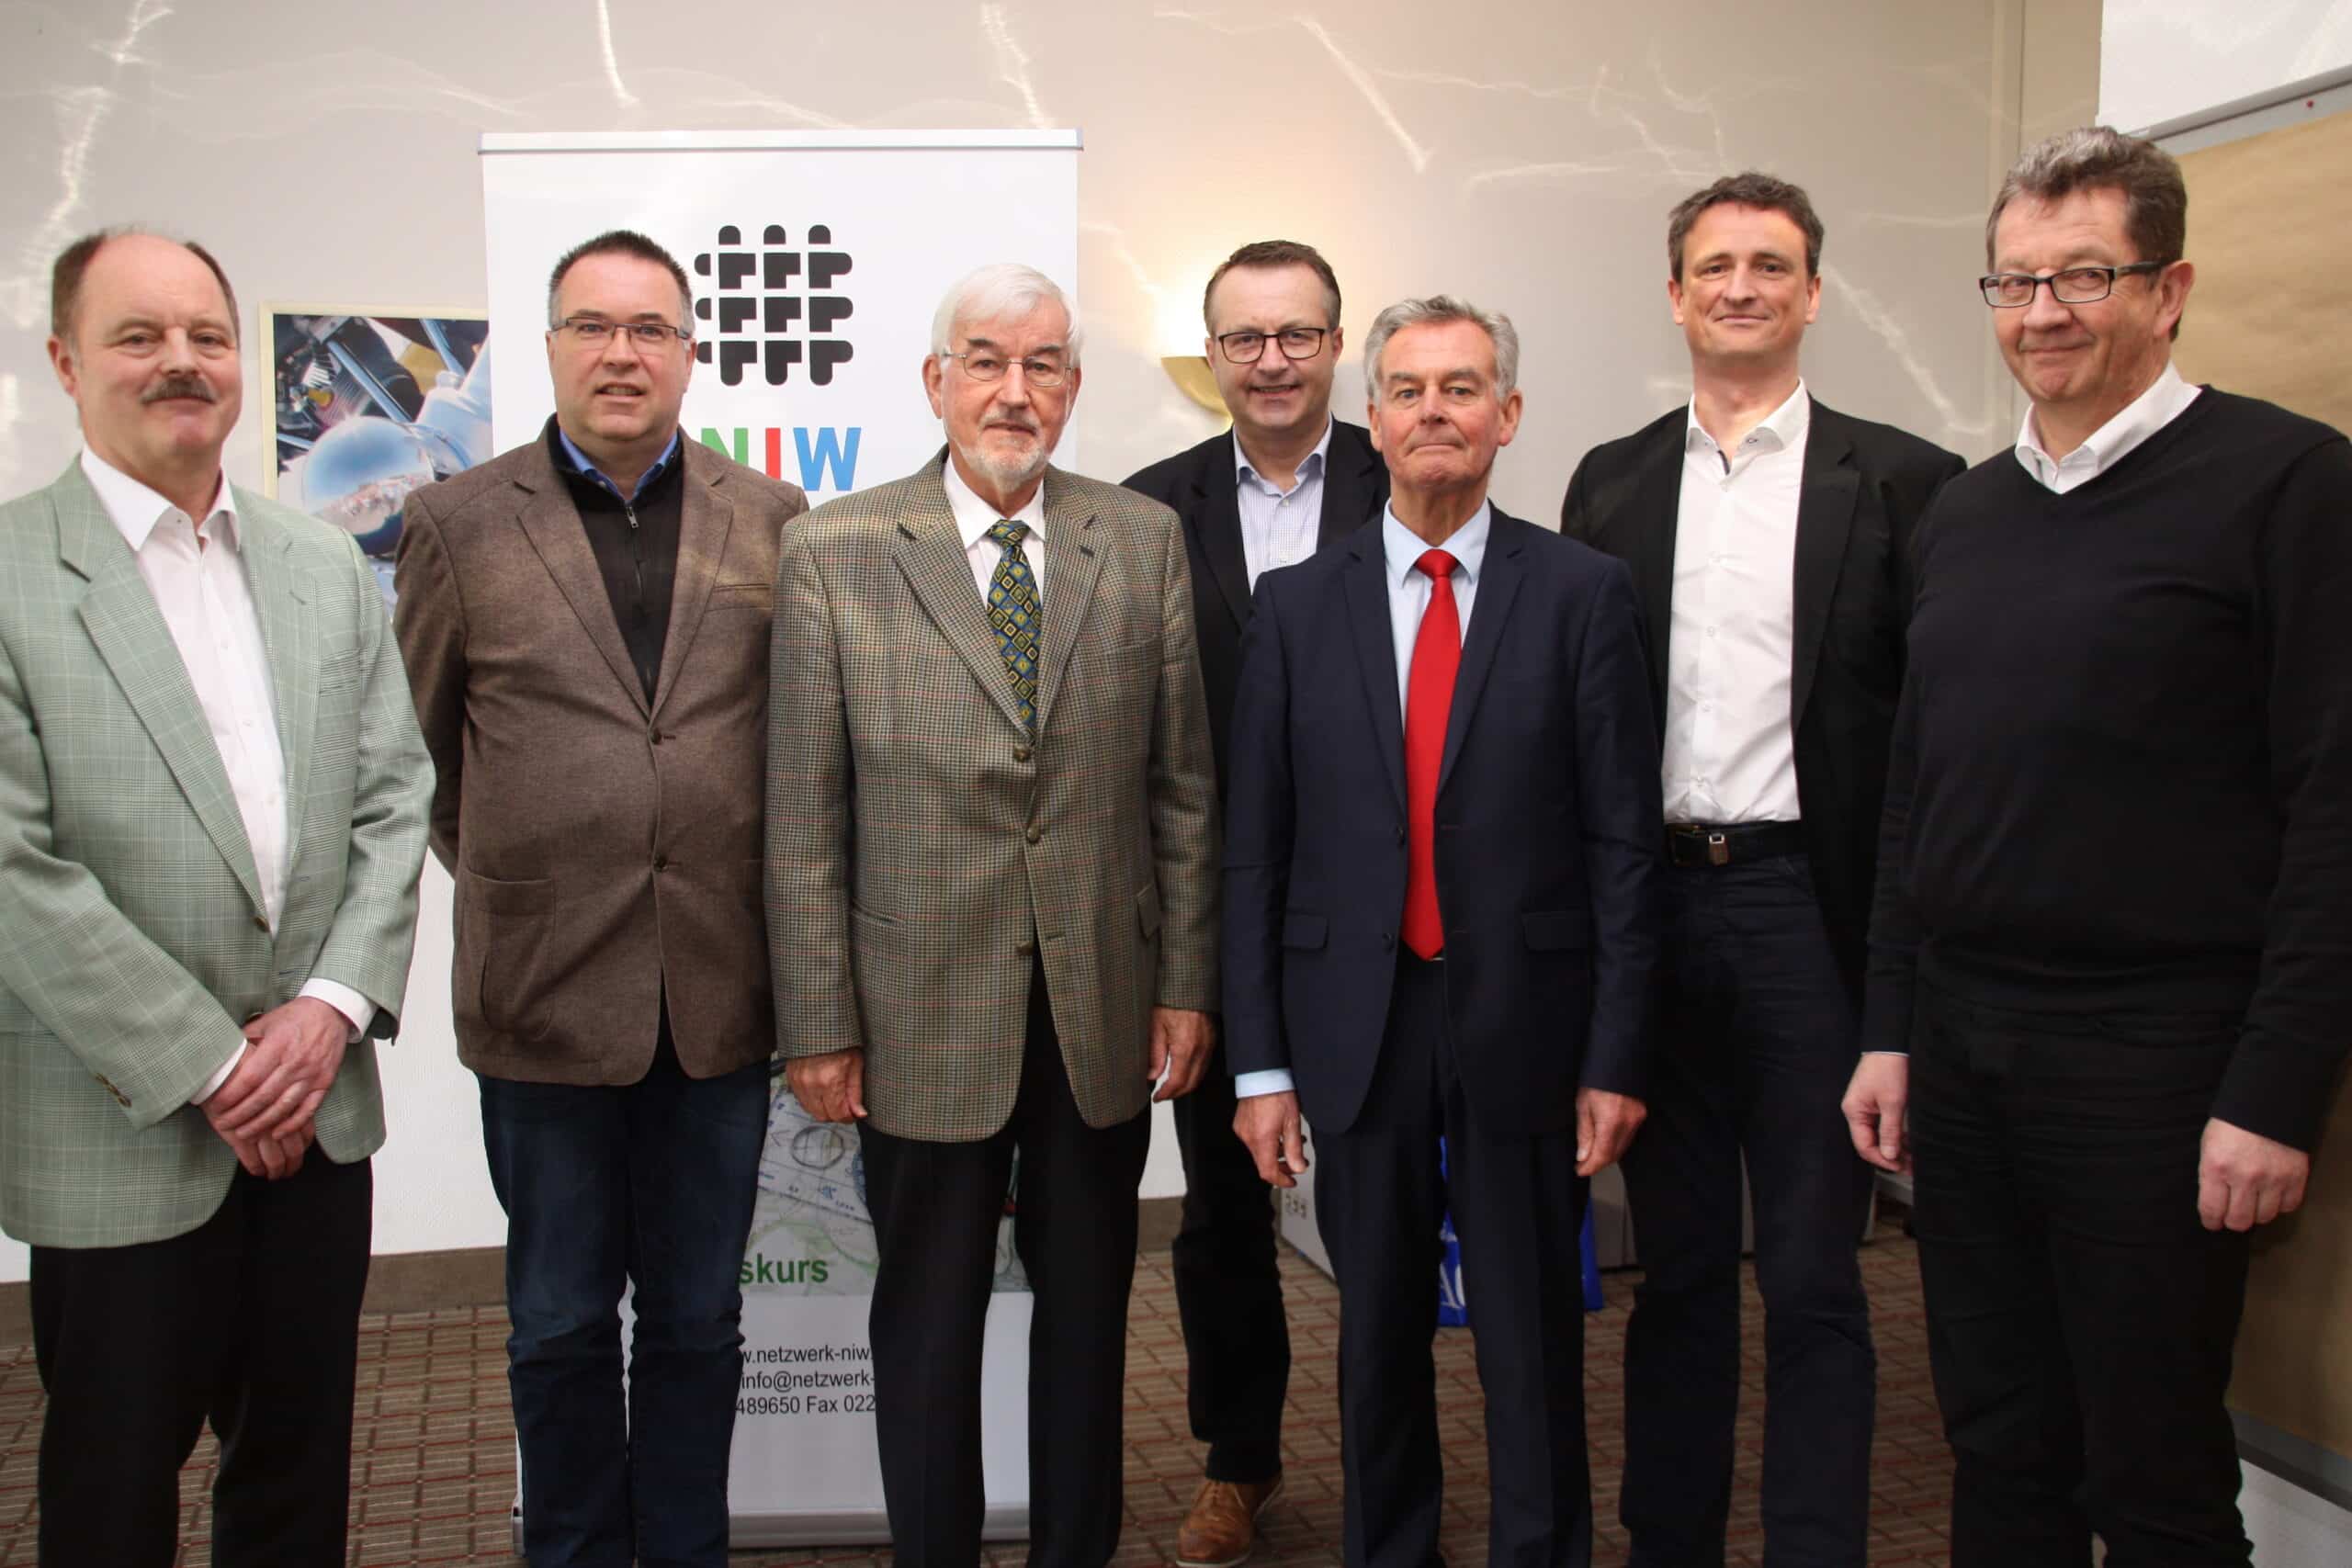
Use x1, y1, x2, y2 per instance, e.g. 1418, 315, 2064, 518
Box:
693, 224, 854, 387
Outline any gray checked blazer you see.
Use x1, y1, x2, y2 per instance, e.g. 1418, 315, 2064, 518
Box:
0, 458, 434, 1248
766, 452, 1218, 1141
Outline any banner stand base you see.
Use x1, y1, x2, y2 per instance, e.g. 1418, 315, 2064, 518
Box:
512, 1500, 1033, 1554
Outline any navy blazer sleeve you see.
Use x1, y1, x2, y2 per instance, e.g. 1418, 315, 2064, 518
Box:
1572, 556, 1665, 1098
1220, 572, 1294, 1078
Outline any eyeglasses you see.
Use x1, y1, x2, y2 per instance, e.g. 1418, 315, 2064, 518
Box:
1978, 263, 2165, 308
1214, 327, 1329, 365
553, 316, 692, 348
942, 350, 1069, 388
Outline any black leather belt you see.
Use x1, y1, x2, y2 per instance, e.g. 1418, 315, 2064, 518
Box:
1666, 821, 1805, 868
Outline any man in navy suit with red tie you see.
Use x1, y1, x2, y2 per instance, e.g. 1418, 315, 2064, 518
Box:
1224, 295, 1664, 1567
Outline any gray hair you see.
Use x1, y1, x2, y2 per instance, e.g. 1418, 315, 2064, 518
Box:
1362, 295, 1520, 398
1987, 126, 2187, 270
931, 262, 1084, 366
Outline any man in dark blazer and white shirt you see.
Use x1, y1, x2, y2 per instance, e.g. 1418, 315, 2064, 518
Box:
1122, 239, 1387, 1568
1561, 173, 1962, 1568
1227, 296, 1662, 1568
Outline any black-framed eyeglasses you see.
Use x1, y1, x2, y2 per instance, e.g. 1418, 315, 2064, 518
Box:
1214, 327, 1329, 365
553, 316, 693, 348
942, 350, 1069, 388
1978, 263, 2165, 308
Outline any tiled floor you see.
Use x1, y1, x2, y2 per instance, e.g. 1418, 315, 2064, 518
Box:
0, 1214, 1951, 1565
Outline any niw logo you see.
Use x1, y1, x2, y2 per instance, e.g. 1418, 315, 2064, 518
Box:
701, 426, 861, 491
693, 222, 854, 388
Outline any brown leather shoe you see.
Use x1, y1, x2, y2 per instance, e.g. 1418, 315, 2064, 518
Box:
1174, 1472, 1284, 1568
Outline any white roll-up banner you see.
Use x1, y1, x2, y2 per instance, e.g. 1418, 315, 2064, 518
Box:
479, 128, 1080, 1549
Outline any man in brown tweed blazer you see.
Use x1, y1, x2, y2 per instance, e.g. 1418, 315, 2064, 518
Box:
394, 230, 806, 1568
767, 262, 1218, 1568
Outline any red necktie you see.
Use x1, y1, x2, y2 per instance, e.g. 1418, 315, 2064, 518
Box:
1402, 548, 1460, 960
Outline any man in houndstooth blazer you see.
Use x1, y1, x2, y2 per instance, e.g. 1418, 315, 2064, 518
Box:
0, 231, 433, 1565
768, 264, 1218, 1568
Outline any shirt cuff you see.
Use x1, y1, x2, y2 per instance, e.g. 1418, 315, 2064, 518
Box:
1234, 1068, 1296, 1099
300, 979, 376, 1043
1862, 1048, 1909, 1059
190, 1041, 247, 1105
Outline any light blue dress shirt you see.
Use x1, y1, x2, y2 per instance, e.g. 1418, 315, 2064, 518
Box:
1235, 499, 1493, 1101
1234, 420, 1334, 590
557, 425, 682, 502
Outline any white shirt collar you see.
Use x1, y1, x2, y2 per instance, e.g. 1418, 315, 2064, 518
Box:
1234, 418, 1335, 490
1685, 380, 1811, 460
1382, 500, 1492, 591
2014, 360, 2200, 489
943, 451, 1047, 554
81, 447, 240, 553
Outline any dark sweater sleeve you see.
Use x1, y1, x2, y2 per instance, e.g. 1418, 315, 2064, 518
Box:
2212, 435, 2352, 1149
1861, 653, 1924, 1056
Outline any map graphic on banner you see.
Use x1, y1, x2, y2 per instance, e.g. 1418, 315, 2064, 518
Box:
746, 1070, 1027, 1297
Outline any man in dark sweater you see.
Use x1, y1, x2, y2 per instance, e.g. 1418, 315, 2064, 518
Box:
1844, 127, 2352, 1567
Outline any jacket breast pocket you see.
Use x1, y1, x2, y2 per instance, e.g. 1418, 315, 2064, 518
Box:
706, 581, 773, 614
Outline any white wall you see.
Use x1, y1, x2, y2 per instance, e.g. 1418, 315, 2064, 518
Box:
2, 0, 2083, 1284
2101, 0, 2352, 130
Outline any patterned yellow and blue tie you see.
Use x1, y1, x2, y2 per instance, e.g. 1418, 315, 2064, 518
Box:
985, 520, 1042, 731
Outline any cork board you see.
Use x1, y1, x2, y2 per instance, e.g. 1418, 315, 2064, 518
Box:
2180, 107, 2352, 1464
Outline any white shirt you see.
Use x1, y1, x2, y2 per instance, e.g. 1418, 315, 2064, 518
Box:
1662, 383, 1808, 825
944, 455, 1048, 606
1235, 498, 1493, 1101
80, 450, 374, 1100
2013, 359, 2202, 494
1235, 420, 1333, 589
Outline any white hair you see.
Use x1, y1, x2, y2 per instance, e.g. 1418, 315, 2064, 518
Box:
930, 263, 1084, 365
1363, 295, 1520, 398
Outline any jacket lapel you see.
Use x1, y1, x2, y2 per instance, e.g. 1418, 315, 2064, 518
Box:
1629, 422, 1686, 730
1319, 422, 1387, 547
650, 448, 734, 722
1436, 510, 1525, 796
514, 449, 650, 718
1032, 468, 1103, 737
1188, 442, 1253, 634
56, 468, 268, 917
1342, 529, 1408, 815
892, 459, 1031, 735
1790, 408, 1859, 735
233, 496, 318, 865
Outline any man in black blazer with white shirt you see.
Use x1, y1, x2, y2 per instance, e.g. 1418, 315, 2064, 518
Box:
1124, 240, 1386, 1567
1562, 174, 1962, 1568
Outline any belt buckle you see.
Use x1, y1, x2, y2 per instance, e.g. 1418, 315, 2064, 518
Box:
1707, 831, 1729, 867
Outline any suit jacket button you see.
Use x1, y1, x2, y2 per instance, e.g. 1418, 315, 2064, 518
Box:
1013, 744, 1033, 762
1395, 825, 1406, 844
653, 855, 669, 872
1015, 938, 1036, 956
1382, 931, 1396, 949
1024, 826, 1042, 845
252, 916, 269, 933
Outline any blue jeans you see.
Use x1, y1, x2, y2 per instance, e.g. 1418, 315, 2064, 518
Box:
480, 1028, 769, 1568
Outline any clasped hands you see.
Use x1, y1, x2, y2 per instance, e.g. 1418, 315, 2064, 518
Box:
786, 1007, 1218, 1123
203, 997, 347, 1180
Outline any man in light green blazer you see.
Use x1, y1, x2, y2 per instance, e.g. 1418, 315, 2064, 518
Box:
0, 231, 432, 1566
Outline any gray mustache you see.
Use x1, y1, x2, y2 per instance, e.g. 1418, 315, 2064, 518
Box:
141, 373, 216, 404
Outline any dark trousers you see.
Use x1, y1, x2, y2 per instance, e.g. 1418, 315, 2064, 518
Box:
1171, 1032, 1289, 1483
1315, 953, 1593, 1568
31, 1152, 373, 1568
1909, 983, 2254, 1568
859, 964, 1152, 1568
478, 1021, 769, 1568
1620, 854, 1876, 1568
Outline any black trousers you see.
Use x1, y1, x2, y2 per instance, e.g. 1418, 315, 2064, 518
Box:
859, 964, 1151, 1568
1909, 983, 2254, 1568
1619, 854, 1877, 1567
1171, 1032, 1289, 1483
1315, 953, 1593, 1568
31, 1152, 374, 1567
